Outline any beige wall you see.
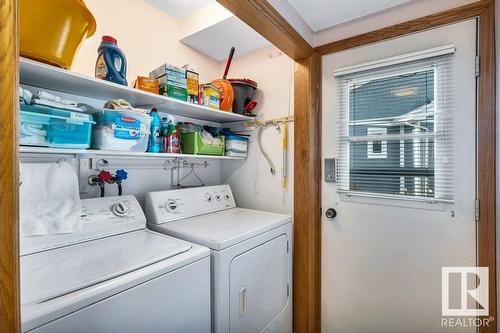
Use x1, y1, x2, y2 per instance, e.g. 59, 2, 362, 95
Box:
221, 45, 294, 215
72, 0, 221, 85
71, 1, 294, 215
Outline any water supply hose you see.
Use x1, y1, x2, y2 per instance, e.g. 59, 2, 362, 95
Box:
257, 124, 276, 174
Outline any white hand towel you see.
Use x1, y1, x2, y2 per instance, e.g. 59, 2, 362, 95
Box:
20, 162, 82, 237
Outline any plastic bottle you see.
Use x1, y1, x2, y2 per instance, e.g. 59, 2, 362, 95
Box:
166, 123, 181, 154
148, 108, 161, 153
95, 36, 128, 86
160, 117, 170, 153
160, 116, 181, 154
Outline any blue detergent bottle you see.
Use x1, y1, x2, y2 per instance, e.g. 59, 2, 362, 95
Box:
148, 108, 161, 153
95, 36, 128, 86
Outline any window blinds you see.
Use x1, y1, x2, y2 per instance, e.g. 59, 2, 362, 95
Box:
335, 51, 455, 202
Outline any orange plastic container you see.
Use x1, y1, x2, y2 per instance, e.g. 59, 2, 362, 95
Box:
20, 0, 96, 69
211, 79, 234, 112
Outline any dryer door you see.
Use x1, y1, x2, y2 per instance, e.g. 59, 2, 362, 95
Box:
229, 234, 289, 333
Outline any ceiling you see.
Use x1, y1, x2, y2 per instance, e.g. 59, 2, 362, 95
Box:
287, 0, 415, 32
144, 0, 212, 18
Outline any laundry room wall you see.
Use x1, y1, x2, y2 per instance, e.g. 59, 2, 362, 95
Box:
72, 0, 221, 84
67, 0, 228, 203
221, 45, 294, 215
67, 0, 295, 212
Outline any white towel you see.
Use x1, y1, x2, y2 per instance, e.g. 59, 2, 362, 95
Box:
20, 162, 82, 237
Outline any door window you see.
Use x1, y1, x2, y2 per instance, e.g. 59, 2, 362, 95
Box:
336, 54, 454, 202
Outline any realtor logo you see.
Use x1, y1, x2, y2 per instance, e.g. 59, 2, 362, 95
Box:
442, 267, 489, 316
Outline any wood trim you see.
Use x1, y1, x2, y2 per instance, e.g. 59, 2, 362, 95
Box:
477, 2, 496, 332
0, 0, 20, 332
315, 0, 491, 55
293, 53, 322, 333
216, 0, 313, 60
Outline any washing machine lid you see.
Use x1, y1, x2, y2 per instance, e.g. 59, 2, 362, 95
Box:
150, 208, 291, 250
21, 229, 192, 307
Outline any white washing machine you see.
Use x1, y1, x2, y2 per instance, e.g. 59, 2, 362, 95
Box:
145, 185, 293, 333
21, 195, 211, 333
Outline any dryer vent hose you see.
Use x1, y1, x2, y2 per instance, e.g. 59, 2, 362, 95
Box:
257, 125, 276, 175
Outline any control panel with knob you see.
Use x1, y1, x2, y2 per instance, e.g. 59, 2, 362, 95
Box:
112, 201, 129, 217
22, 195, 146, 256
145, 185, 237, 225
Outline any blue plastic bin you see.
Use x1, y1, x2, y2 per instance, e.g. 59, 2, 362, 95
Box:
90, 108, 151, 152
20, 103, 95, 148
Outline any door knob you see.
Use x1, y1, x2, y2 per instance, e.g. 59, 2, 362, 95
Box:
325, 208, 337, 219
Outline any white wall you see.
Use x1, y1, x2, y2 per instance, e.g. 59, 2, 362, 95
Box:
313, 0, 481, 46
221, 46, 294, 215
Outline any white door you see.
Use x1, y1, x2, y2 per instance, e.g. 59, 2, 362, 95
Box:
321, 20, 477, 333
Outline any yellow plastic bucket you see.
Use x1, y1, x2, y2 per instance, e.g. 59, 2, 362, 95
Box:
20, 0, 96, 69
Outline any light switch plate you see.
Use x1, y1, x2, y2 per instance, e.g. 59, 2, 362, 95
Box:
324, 158, 336, 182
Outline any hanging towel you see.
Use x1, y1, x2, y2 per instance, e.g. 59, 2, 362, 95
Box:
20, 162, 82, 237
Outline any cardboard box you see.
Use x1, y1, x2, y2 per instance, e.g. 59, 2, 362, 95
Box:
150, 63, 186, 79
133, 76, 159, 94
157, 74, 187, 87
185, 70, 199, 96
160, 84, 187, 101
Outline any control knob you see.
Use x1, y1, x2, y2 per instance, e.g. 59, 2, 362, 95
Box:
112, 202, 129, 217
166, 200, 178, 212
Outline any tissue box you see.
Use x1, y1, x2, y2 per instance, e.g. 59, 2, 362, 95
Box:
181, 132, 225, 156
225, 135, 248, 158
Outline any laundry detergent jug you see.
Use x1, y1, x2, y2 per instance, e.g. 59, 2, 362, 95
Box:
95, 36, 128, 86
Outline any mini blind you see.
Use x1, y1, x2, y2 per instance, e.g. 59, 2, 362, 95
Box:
335, 50, 454, 202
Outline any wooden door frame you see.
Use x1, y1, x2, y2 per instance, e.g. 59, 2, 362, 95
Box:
219, 1, 496, 333
0, 0, 20, 332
